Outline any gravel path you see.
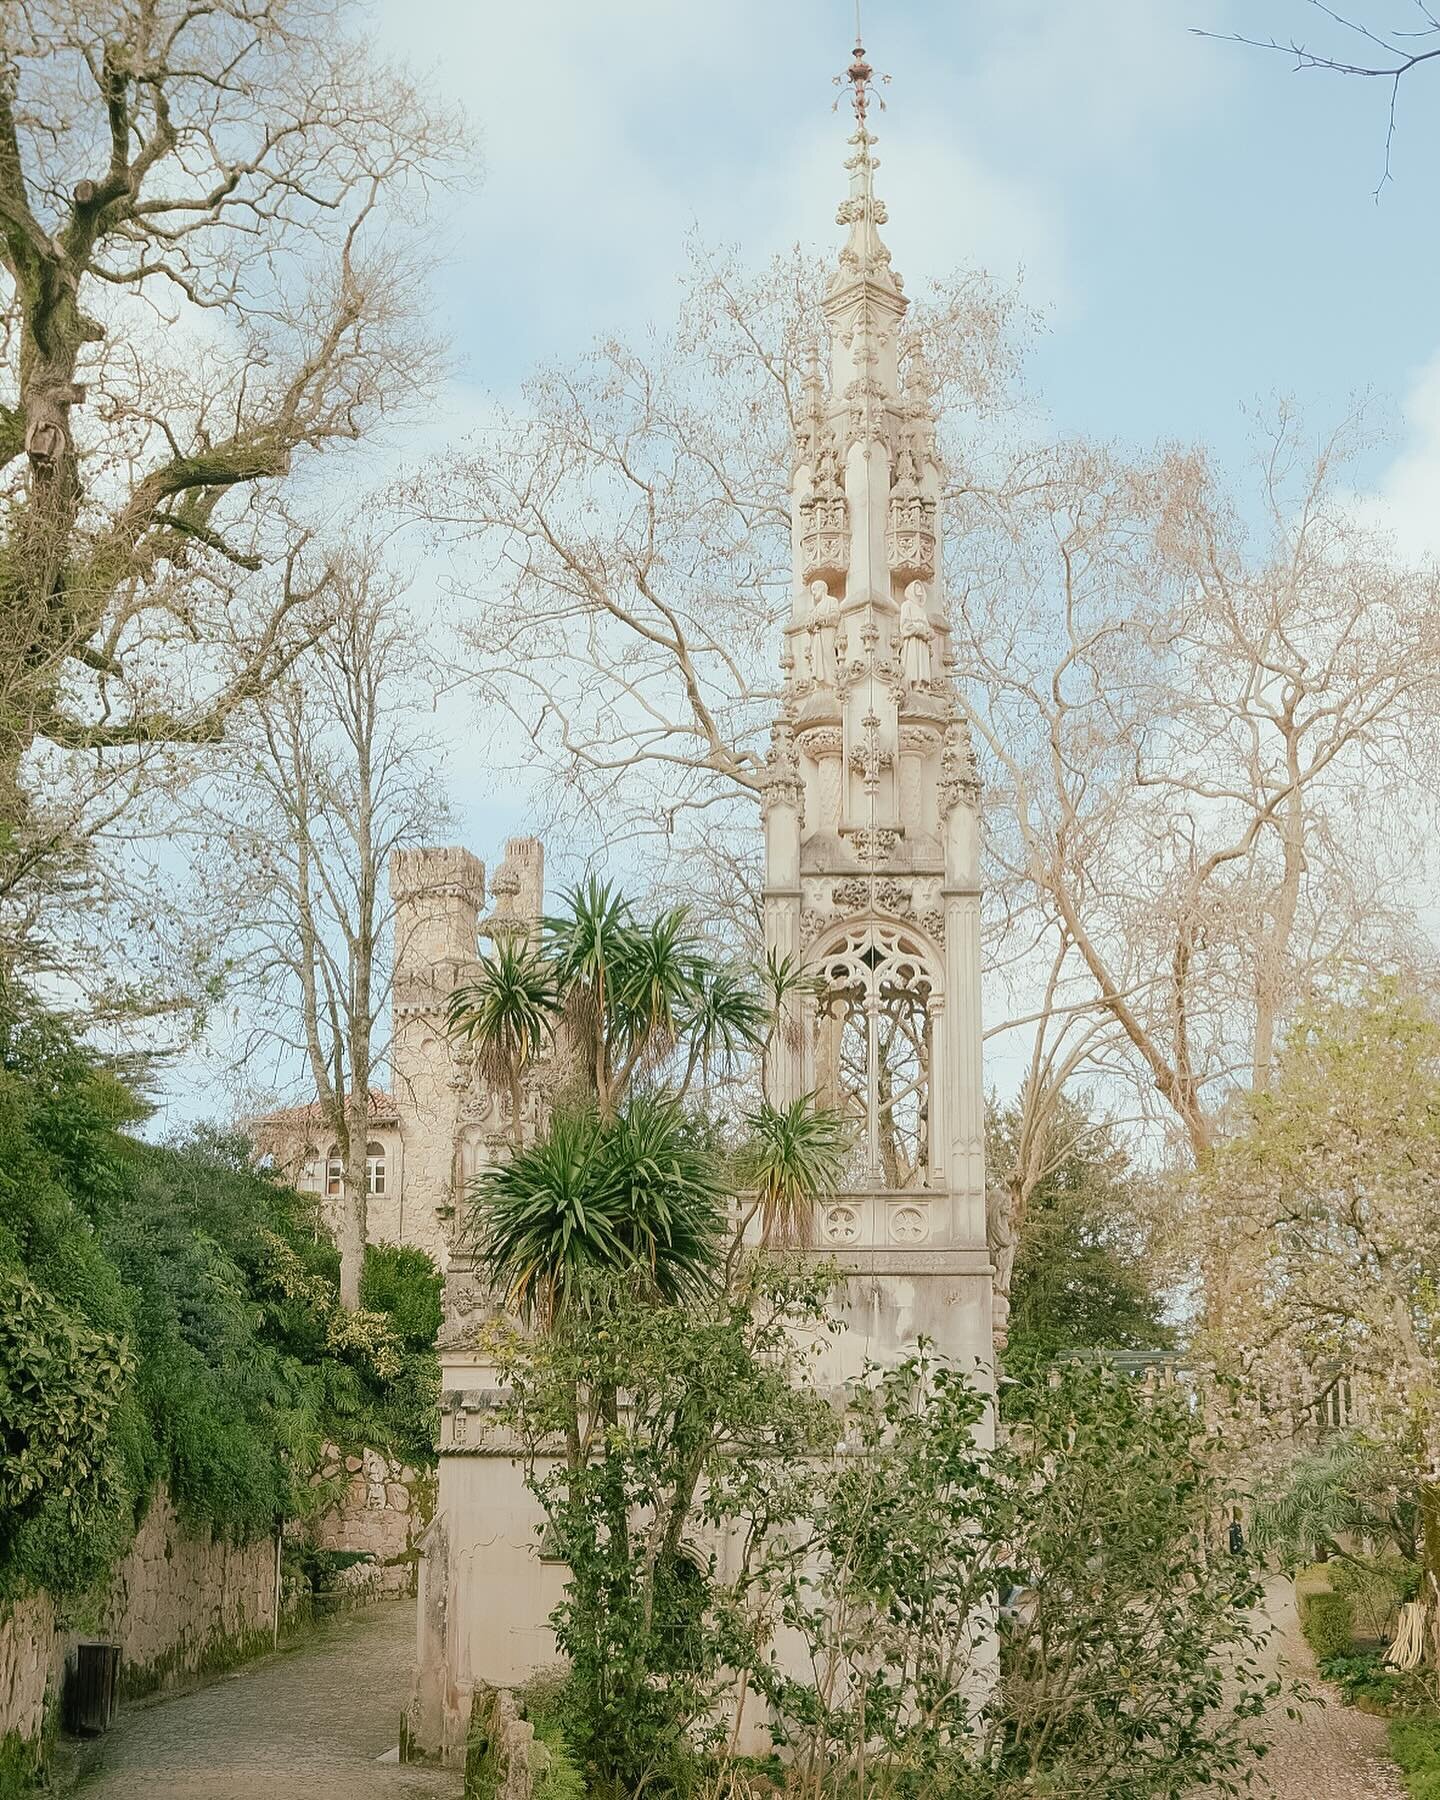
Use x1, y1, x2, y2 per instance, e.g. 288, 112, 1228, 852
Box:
73, 1579, 1407, 1798
81, 1600, 461, 1800
1240, 1576, 1404, 1799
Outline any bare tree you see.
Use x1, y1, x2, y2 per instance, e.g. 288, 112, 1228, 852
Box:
957, 409, 1440, 1161
0, 0, 464, 976
197, 551, 448, 1307
420, 238, 1440, 1338
414, 242, 1029, 875
1196, 1, 1440, 186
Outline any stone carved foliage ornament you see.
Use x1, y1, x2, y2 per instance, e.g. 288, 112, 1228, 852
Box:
937, 719, 981, 814
847, 826, 903, 864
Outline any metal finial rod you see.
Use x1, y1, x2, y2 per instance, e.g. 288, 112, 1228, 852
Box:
834, 25, 889, 124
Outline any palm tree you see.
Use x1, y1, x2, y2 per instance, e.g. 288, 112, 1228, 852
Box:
543, 878, 637, 1116
468, 1094, 726, 1325
758, 949, 819, 1097
674, 962, 769, 1100
737, 1095, 850, 1253
608, 906, 707, 1098
446, 937, 560, 1147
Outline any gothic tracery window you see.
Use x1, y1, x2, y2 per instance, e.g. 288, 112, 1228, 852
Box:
813, 923, 934, 1190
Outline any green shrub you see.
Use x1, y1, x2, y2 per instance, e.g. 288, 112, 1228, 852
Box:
1299, 1590, 1356, 1661
1319, 1649, 1413, 1713
1329, 1553, 1421, 1638
532, 1723, 586, 1800
1389, 1716, 1440, 1800
515, 1672, 585, 1800
360, 1244, 443, 1348
0, 993, 440, 1608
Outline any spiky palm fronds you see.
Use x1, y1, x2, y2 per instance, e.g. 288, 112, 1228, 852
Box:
676, 963, 769, 1097
543, 878, 638, 1110
468, 1094, 726, 1323
446, 937, 560, 1143
761, 948, 820, 1056
739, 1094, 851, 1247
609, 906, 706, 1079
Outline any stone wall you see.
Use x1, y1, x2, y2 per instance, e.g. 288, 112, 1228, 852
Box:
96, 1488, 279, 1694
310, 1442, 433, 1597
0, 1590, 57, 1762
0, 1487, 279, 1761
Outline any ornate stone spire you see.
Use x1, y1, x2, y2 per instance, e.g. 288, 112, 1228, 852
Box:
832, 37, 900, 304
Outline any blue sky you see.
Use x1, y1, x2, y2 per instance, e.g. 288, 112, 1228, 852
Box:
149, 1, 1440, 1129
373, 0, 1440, 507
359, 0, 1440, 861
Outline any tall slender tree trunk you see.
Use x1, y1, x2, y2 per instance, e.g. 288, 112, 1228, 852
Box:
339, 1076, 370, 1310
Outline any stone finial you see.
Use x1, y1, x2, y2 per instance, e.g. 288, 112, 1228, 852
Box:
480, 836, 545, 941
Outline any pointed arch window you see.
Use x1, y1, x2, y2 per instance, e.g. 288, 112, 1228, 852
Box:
813, 923, 935, 1190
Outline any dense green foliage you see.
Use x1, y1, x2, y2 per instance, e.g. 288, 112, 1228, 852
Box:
992, 1099, 1173, 1373
1391, 1717, 1440, 1800
491, 1275, 1277, 1800
486, 1263, 836, 1797
0, 995, 439, 1605
1299, 1590, 1356, 1661
1320, 1649, 1415, 1714
469, 1096, 729, 1323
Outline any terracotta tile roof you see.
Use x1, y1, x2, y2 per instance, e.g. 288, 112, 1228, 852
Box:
250, 1088, 398, 1134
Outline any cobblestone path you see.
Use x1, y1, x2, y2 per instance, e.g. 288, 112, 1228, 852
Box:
81, 1600, 461, 1800
1233, 1577, 1403, 1799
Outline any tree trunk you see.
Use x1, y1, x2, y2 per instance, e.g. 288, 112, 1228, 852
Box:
1421, 1479, 1440, 1675
338, 1076, 370, 1310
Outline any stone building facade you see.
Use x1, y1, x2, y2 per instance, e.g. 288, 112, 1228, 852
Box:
410, 65, 995, 1759
252, 837, 550, 1271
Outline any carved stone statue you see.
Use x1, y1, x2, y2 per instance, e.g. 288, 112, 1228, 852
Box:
807, 578, 840, 685
899, 579, 934, 687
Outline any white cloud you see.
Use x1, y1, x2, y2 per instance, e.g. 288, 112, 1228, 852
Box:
1350, 350, 1440, 561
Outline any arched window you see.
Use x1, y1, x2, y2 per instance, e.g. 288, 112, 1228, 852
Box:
323, 1142, 388, 1196
813, 922, 935, 1190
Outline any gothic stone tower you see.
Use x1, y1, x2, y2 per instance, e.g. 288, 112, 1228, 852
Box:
763, 51, 992, 1387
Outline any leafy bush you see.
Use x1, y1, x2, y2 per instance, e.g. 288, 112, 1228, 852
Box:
1389, 1716, 1440, 1800
1319, 1649, 1421, 1715
0, 1267, 132, 1542
494, 1277, 1279, 1800
1300, 1590, 1356, 1661
1329, 1553, 1420, 1638
361, 1243, 443, 1348
0, 993, 440, 1606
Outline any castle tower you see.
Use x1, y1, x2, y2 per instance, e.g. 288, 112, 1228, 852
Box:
390, 846, 486, 1258
763, 43, 993, 1385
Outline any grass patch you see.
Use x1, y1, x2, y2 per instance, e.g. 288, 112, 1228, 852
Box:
1389, 1715, 1440, 1799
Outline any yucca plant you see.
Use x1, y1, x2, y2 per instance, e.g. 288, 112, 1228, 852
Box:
446, 937, 560, 1146
738, 1094, 850, 1250
674, 962, 769, 1099
543, 877, 638, 1115
607, 906, 707, 1097
468, 1094, 726, 1325
759, 948, 821, 1093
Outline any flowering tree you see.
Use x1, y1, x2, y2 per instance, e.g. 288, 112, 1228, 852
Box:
1195, 987, 1440, 1646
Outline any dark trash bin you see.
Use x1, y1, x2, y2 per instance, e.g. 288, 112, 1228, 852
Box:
64, 1641, 120, 1735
